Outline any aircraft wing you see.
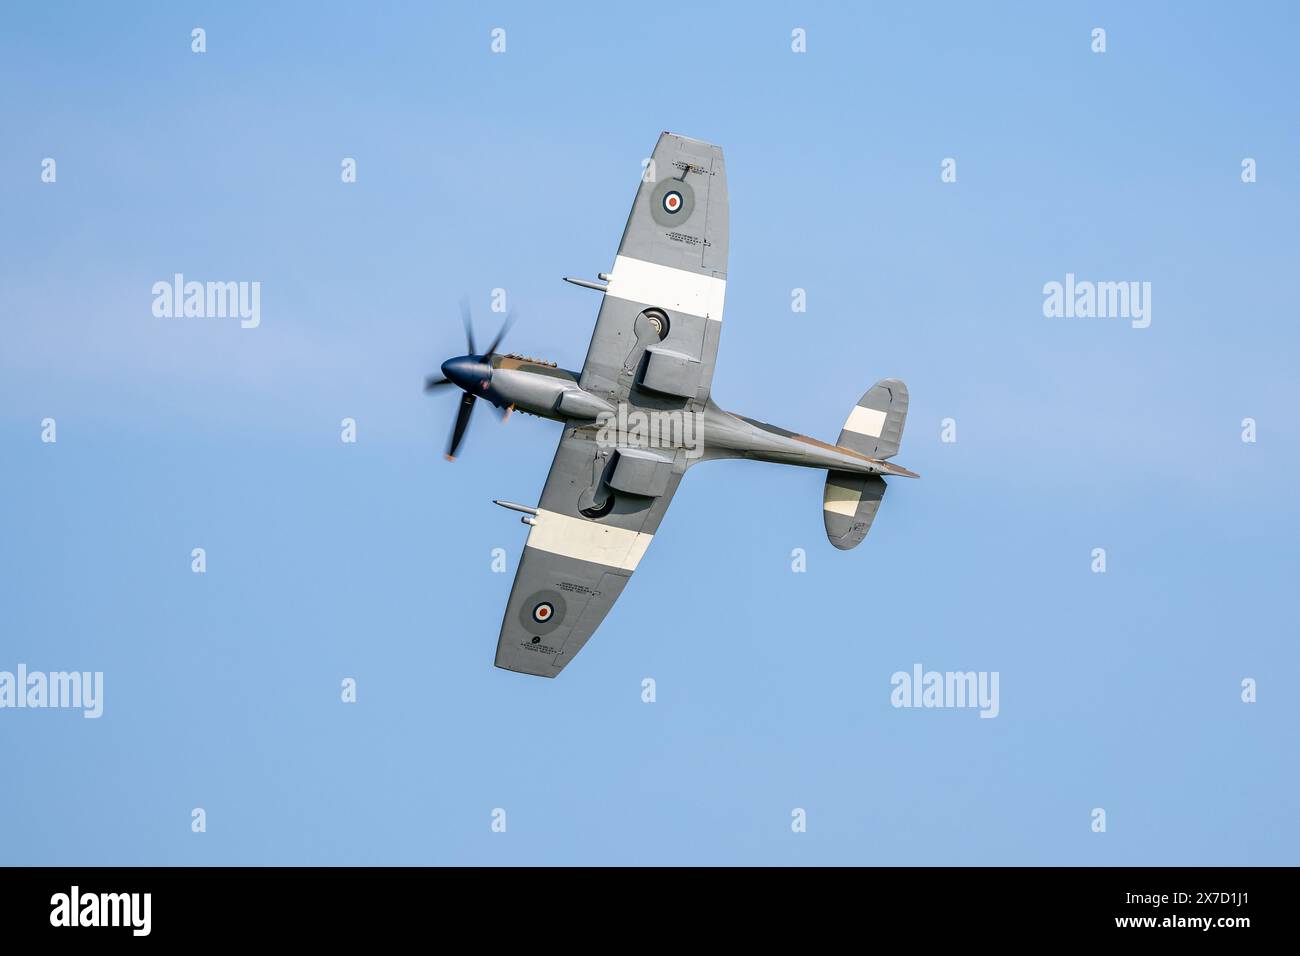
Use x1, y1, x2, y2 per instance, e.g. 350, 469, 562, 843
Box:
495, 424, 685, 677
495, 133, 722, 677
578, 132, 729, 404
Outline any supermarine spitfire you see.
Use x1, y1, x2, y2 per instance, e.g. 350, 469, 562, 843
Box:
426, 133, 918, 677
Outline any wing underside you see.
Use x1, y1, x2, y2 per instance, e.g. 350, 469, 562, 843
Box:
496, 132, 726, 678
578, 133, 729, 406
494, 425, 684, 677
494, 541, 635, 677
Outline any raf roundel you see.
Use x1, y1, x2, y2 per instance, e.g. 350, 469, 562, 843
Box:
649, 177, 695, 226
518, 589, 566, 636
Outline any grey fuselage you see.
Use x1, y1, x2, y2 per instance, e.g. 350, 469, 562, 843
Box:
453, 352, 916, 479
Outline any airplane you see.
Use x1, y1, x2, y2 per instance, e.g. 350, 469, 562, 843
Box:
425, 132, 918, 678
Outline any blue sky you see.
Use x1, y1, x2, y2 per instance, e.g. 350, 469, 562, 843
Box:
2, 1, 1297, 865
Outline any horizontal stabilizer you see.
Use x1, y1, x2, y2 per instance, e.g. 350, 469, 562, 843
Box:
837, 379, 908, 460
822, 471, 887, 550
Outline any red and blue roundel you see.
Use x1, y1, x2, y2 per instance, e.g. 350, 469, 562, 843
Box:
519, 589, 565, 635
662, 190, 684, 214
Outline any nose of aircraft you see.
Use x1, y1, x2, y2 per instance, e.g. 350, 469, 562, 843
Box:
441, 355, 488, 392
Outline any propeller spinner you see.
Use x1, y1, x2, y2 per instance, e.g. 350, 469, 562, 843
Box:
424, 301, 514, 460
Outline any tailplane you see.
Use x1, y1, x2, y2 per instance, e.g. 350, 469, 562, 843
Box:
822, 379, 911, 550
823, 471, 887, 550
835, 378, 908, 459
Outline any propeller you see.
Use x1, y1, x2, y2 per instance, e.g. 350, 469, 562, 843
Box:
447, 392, 476, 461
483, 308, 515, 357
425, 301, 516, 461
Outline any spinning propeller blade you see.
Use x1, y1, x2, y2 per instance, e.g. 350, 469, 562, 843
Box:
427, 302, 519, 459
446, 392, 476, 461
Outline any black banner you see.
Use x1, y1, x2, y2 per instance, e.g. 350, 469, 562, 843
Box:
0, 866, 1281, 942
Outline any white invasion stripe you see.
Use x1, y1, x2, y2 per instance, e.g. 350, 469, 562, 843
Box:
605, 255, 726, 322
525, 509, 654, 571
823, 481, 862, 517
844, 405, 888, 439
